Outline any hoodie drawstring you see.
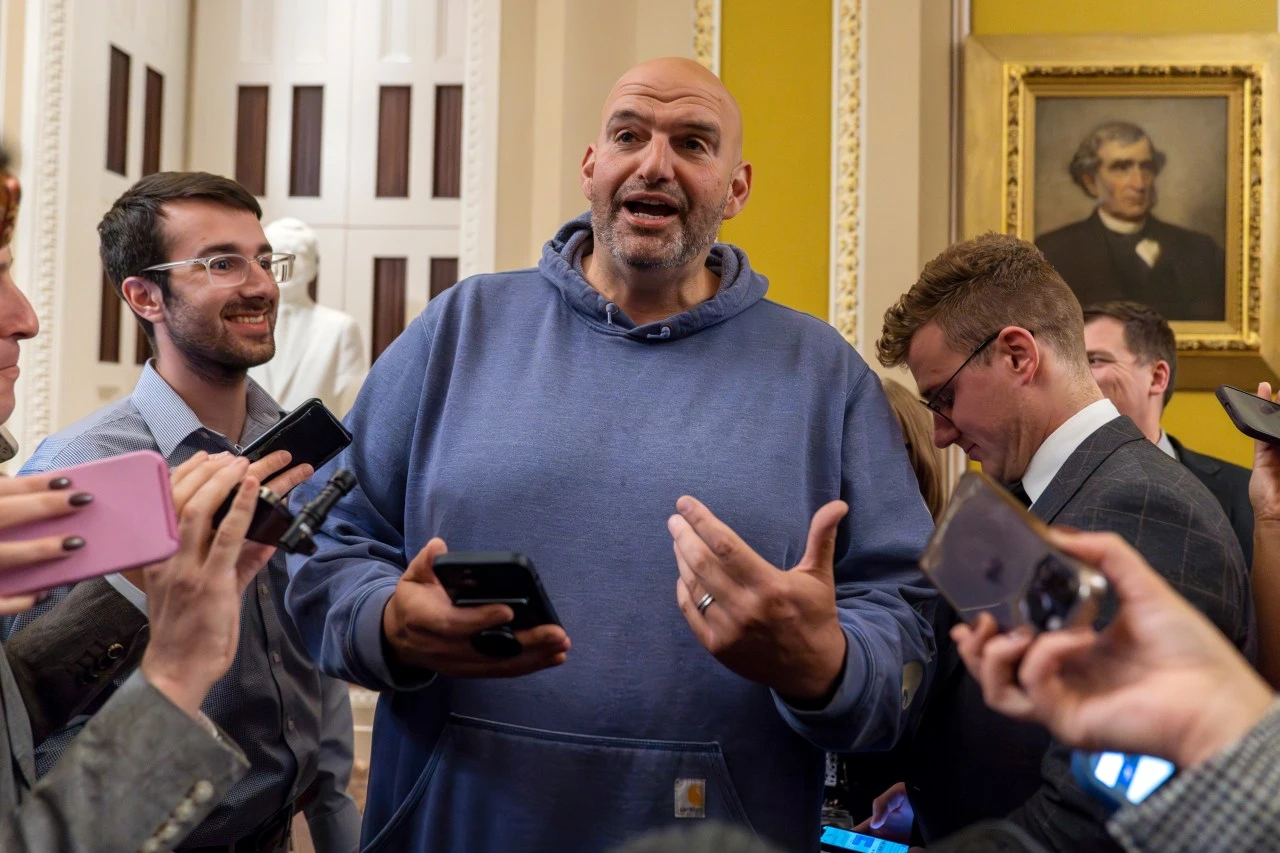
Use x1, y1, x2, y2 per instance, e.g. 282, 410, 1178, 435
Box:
605, 302, 618, 326
646, 325, 672, 340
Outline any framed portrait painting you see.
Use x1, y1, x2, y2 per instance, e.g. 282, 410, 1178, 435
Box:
964, 35, 1280, 388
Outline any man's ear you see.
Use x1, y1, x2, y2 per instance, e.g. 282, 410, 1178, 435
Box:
580, 144, 597, 201
1150, 359, 1172, 399
121, 276, 165, 329
721, 160, 753, 221
1000, 326, 1039, 381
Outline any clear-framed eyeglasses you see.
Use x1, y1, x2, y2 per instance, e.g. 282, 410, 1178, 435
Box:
140, 252, 295, 288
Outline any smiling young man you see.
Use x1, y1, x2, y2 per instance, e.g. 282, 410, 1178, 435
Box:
6, 173, 361, 852
285, 57, 935, 853
871, 232, 1253, 852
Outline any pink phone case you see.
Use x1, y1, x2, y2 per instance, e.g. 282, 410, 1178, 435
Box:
0, 450, 180, 596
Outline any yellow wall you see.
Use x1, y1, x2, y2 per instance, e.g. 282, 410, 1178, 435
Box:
719, 1, 831, 320
974, 0, 1272, 467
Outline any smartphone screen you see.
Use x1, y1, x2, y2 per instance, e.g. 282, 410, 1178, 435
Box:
1086, 751, 1175, 805
819, 826, 910, 853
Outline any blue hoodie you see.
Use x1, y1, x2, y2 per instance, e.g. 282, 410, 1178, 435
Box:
286, 215, 935, 852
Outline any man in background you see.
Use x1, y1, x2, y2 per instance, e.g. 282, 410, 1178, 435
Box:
1083, 300, 1253, 563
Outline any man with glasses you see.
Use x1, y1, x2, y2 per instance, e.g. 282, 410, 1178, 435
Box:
867, 232, 1253, 852
6, 172, 361, 852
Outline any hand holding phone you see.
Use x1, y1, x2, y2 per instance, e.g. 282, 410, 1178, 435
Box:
0, 451, 179, 601
381, 539, 570, 677
952, 527, 1272, 771
433, 551, 562, 658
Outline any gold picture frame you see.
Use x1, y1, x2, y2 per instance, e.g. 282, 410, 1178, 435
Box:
964, 35, 1280, 389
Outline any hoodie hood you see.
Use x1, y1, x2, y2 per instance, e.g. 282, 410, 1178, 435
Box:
538, 213, 768, 342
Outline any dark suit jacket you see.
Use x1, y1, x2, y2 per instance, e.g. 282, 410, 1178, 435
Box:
1036, 211, 1225, 321
1169, 434, 1254, 567
908, 416, 1254, 852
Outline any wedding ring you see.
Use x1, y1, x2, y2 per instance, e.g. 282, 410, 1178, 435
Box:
696, 592, 715, 615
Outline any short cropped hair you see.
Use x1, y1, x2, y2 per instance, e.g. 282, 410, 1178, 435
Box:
876, 233, 1088, 373
98, 172, 262, 348
1083, 300, 1178, 407
1068, 121, 1166, 193
881, 377, 948, 520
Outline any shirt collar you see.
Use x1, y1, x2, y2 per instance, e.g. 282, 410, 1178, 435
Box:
130, 361, 284, 462
1156, 430, 1179, 461
1097, 207, 1146, 235
1021, 398, 1121, 504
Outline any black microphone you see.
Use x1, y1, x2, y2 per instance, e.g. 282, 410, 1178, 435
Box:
277, 469, 357, 555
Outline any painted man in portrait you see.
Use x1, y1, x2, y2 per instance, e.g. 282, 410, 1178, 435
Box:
1036, 121, 1225, 321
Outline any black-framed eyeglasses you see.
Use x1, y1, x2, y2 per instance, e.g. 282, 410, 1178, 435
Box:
919, 329, 1002, 425
140, 252, 295, 288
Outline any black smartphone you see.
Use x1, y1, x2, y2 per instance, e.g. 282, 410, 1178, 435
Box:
433, 551, 562, 659
1071, 750, 1175, 813
1216, 384, 1280, 445
239, 397, 352, 471
920, 471, 1109, 633
212, 398, 352, 536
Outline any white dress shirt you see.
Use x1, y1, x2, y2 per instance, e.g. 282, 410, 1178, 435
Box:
1156, 430, 1179, 460
1021, 398, 1121, 505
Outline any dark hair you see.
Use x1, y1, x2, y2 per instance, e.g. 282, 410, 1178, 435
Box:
1068, 121, 1166, 193
97, 172, 261, 348
877, 232, 1087, 373
1083, 300, 1177, 407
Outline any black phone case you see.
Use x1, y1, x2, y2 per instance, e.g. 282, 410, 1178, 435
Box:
433, 551, 562, 630
1216, 384, 1280, 446
239, 397, 353, 470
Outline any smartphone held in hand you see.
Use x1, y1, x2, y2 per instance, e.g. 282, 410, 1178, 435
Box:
920, 471, 1109, 633
434, 551, 562, 659
0, 450, 179, 596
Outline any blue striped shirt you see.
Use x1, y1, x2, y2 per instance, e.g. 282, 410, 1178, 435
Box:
5, 363, 359, 850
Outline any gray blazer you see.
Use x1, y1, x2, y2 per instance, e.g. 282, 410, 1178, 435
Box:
1, 582, 249, 852
910, 416, 1255, 851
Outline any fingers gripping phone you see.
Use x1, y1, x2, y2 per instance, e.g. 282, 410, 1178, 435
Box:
433, 552, 562, 659
0, 450, 179, 596
920, 471, 1109, 633
212, 398, 353, 546
1216, 384, 1280, 445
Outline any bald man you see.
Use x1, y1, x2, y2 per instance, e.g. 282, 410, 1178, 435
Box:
286, 58, 935, 853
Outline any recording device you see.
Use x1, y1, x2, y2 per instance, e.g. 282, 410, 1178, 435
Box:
1071, 750, 1176, 812
920, 471, 1110, 633
0, 451, 179, 596
819, 825, 910, 853
434, 552, 562, 659
212, 398, 353, 550
1216, 384, 1280, 445
213, 468, 356, 555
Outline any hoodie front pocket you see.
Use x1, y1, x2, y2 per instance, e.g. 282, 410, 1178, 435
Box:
363, 713, 756, 853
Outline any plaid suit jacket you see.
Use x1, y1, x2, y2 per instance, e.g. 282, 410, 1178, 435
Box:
909, 416, 1255, 851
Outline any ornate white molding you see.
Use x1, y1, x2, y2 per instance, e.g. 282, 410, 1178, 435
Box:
830, 0, 861, 345
693, 0, 720, 75
459, 0, 501, 279
15, 0, 68, 457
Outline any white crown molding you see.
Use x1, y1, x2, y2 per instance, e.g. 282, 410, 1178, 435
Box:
14, 0, 68, 460
459, 0, 501, 279
830, 0, 862, 345
693, 0, 720, 74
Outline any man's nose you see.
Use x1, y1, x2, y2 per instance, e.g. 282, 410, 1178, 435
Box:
636, 138, 675, 184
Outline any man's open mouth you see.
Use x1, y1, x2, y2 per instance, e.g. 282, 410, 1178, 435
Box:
622, 199, 678, 220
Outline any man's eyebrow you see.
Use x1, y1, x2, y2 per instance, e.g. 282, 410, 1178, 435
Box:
193, 242, 272, 257
605, 110, 722, 140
